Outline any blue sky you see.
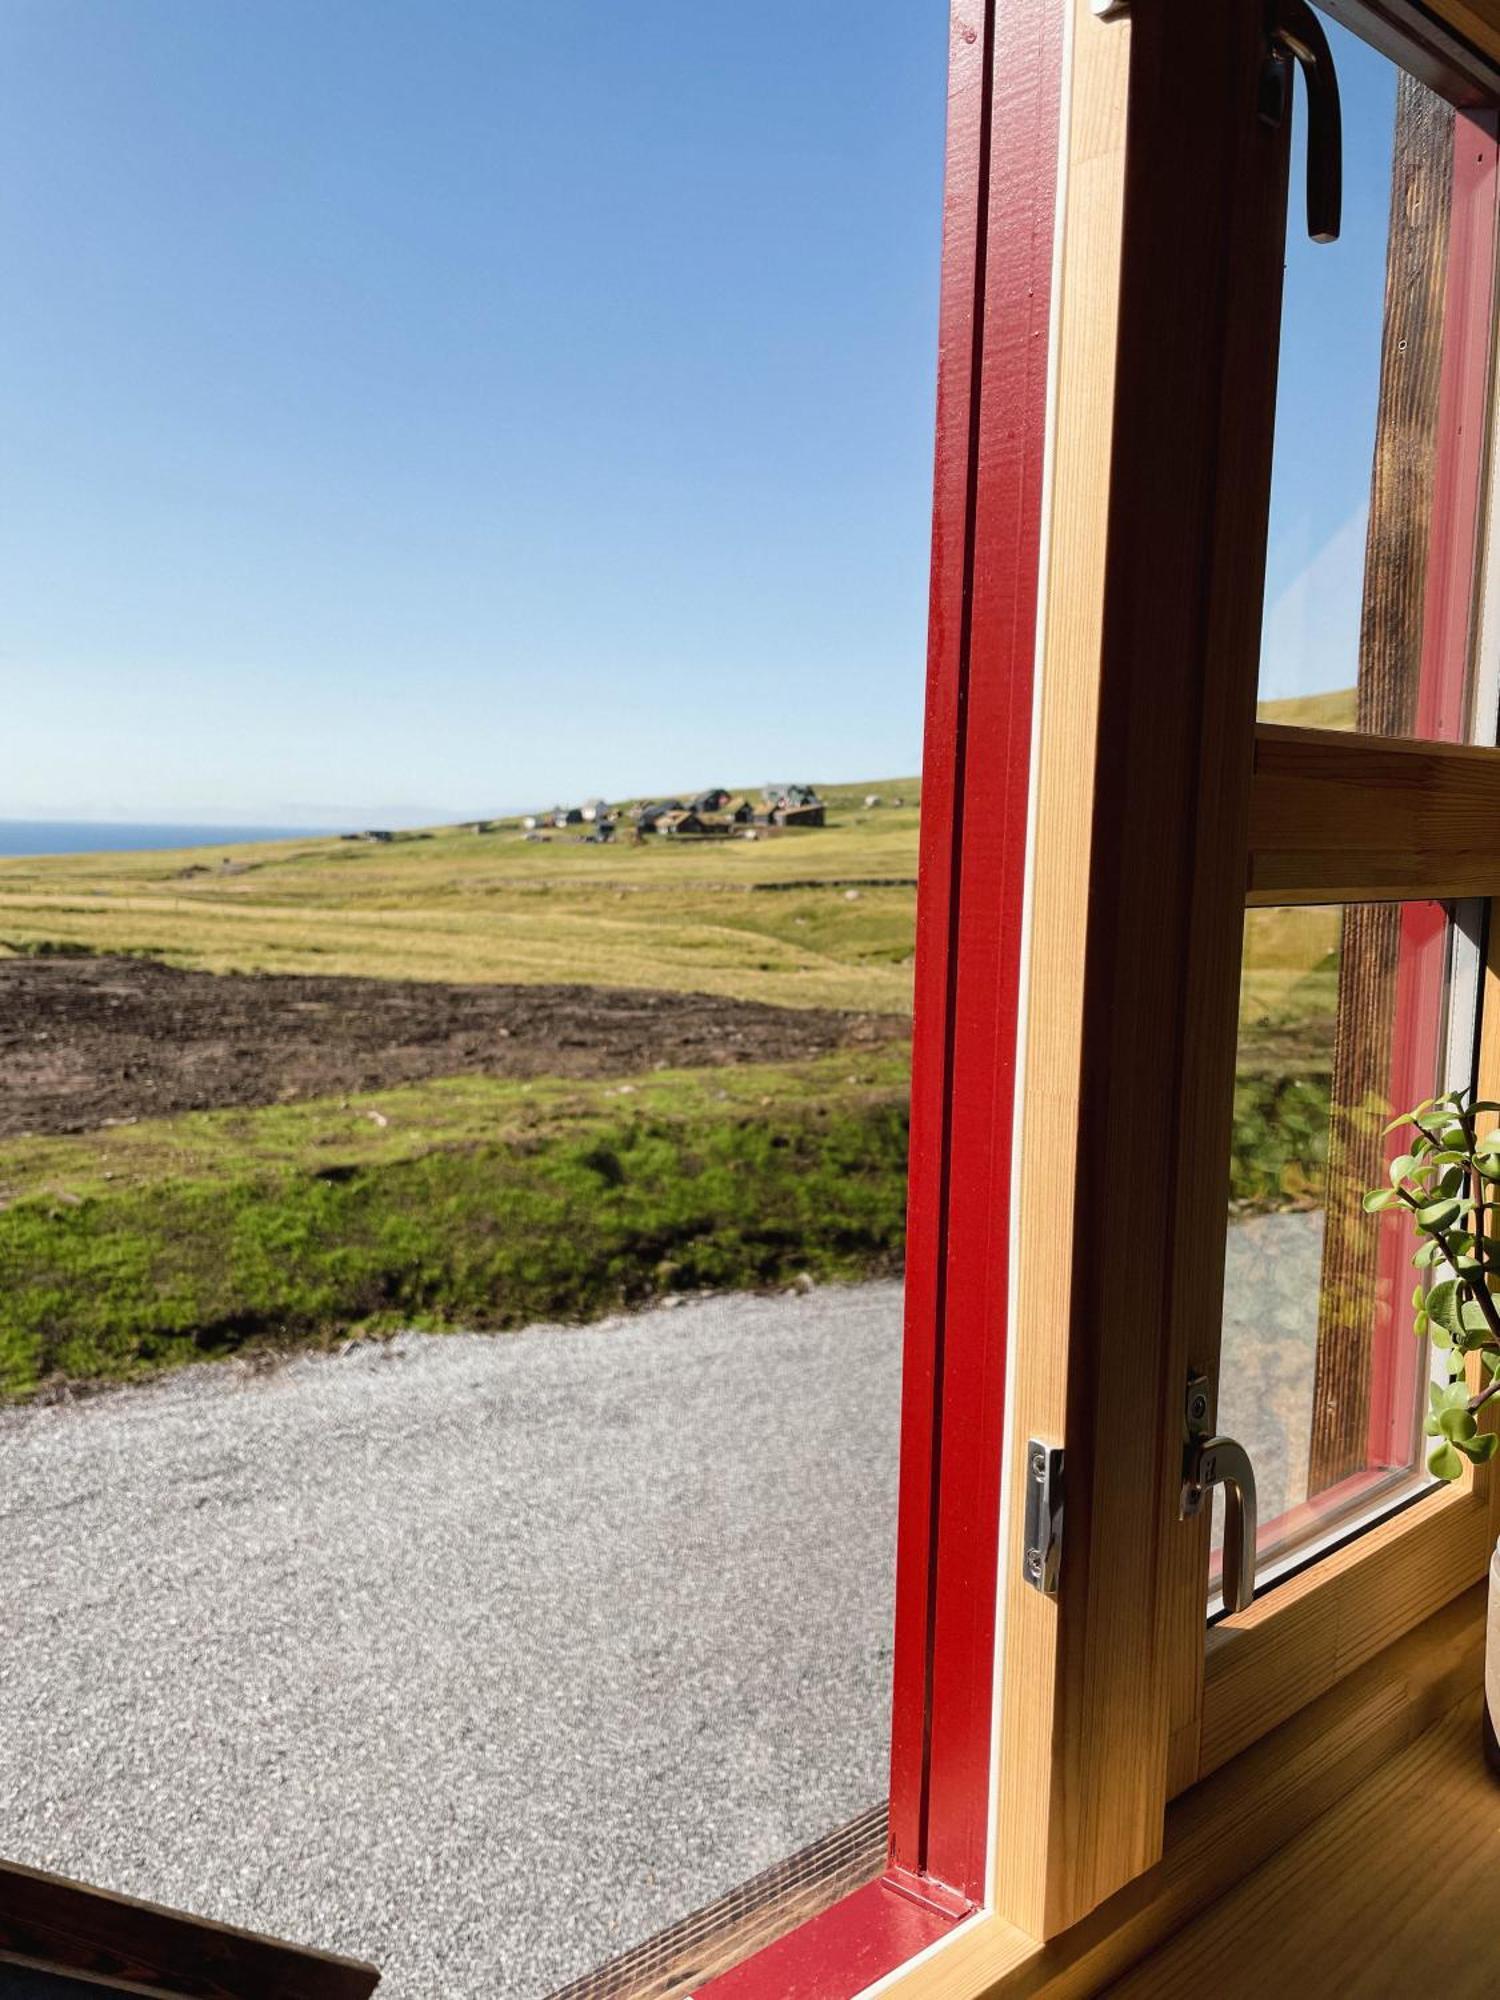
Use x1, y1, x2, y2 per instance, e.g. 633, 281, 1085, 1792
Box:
1261, 19, 1397, 706
0, 4, 1395, 827
0, 0, 948, 826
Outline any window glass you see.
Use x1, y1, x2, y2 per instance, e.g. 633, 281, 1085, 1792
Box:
1258, 22, 1473, 741
0, 5, 942, 1993
1216, 899, 1475, 1592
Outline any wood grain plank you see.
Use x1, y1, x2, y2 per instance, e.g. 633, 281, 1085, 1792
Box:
1332, 0, 1500, 100
1419, 0, 1500, 67
1198, 1478, 1490, 1774
999, 0, 1294, 1934
1248, 724, 1500, 902
0, 1861, 378, 2000
867, 1585, 1486, 1999
994, 0, 1130, 1936
1106, 1687, 1499, 1997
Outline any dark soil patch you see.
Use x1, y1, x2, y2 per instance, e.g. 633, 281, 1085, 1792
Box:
0, 958, 906, 1139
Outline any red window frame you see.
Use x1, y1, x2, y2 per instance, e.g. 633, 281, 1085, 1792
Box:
699, 3, 1500, 1996
699, 0, 1065, 1989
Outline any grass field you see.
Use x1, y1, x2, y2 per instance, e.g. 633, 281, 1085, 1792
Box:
0, 781, 921, 1397
1233, 904, 1340, 1209
0, 1050, 910, 1400
0, 733, 1351, 1400
0, 779, 922, 1016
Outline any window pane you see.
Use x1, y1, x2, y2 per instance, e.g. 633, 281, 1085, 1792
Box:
1258, 22, 1480, 742
1217, 900, 1472, 1590
0, 4, 941, 1991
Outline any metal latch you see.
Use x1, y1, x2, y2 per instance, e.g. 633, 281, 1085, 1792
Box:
1093, 0, 1342, 245
1022, 1440, 1064, 1597
1260, 0, 1343, 243
1180, 1373, 1259, 1615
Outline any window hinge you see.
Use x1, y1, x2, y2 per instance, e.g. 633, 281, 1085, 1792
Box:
1023, 1439, 1065, 1596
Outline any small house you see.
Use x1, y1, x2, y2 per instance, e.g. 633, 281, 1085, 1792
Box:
635, 799, 684, 831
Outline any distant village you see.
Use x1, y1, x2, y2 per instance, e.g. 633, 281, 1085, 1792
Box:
338, 784, 905, 848
510, 784, 840, 845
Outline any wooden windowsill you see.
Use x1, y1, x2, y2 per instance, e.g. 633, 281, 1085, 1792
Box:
874, 1578, 1488, 1998
1106, 1682, 1500, 1996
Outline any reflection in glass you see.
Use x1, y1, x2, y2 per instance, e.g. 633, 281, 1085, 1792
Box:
1258, 25, 1470, 741
1217, 902, 1466, 1580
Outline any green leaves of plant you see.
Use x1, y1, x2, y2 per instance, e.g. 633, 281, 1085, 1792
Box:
1428, 1430, 1499, 1481
1369, 1089, 1500, 1439
1430, 1441, 1465, 1481
1417, 1198, 1464, 1231
1426, 1278, 1462, 1336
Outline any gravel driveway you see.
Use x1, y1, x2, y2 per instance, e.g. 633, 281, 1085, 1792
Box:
0, 1287, 904, 1999
0, 1214, 1326, 2000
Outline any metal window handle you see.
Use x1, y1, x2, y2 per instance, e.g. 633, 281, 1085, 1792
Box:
1180, 1375, 1259, 1614
1261, 0, 1343, 244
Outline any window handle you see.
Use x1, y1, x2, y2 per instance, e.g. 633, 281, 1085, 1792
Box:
1180, 1374, 1259, 1613
1261, 0, 1343, 244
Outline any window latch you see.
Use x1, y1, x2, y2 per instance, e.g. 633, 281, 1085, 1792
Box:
1180, 1373, 1259, 1614
1260, 0, 1343, 244
1022, 1440, 1065, 1597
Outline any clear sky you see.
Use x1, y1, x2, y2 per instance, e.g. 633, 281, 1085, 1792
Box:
1261, 18, 1398, 706
0, 4, 1399, 828
0, 0, 948, 827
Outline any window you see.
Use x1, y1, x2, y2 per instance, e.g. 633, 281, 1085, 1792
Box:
1219, 897, 1473, 1591
13, 4, 1500, 1996
687, 1, 1500, 1991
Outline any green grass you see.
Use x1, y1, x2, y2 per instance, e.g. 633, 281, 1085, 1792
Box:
0, 736, 1356, 1397
0, 778, 923, 1014
0, 1050, 911, 1401
1231, 904, 1340, 1211
1257, 686, 1358, 731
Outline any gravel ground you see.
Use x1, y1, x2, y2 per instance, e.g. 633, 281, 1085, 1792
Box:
0, 1287, 904, 1999
1219, 1209, 1327, 1531
0, 1216, 1325, 2000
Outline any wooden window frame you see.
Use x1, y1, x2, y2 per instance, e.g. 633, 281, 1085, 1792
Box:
1193, 78, 1500, 1797
682, 2, 1500, 1997
15, 11, 1500, 2000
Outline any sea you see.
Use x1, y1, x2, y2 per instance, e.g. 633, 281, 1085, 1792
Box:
0, 821, 325, 858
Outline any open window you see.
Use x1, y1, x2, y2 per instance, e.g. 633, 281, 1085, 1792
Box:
592, 1, 1500, 1995
10, 4, 1500, 1997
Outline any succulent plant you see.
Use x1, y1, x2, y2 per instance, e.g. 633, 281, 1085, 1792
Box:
1365, 1087, 1500, 1481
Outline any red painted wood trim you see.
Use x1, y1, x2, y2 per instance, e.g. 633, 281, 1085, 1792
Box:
887, 0, 995, 1876
1368, 898, 1450, 1468
888, 0, 1064, 1904
1368, 109, 1499, 1471
692, 1879, 967, 2000
1413, 109, 1498, 748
